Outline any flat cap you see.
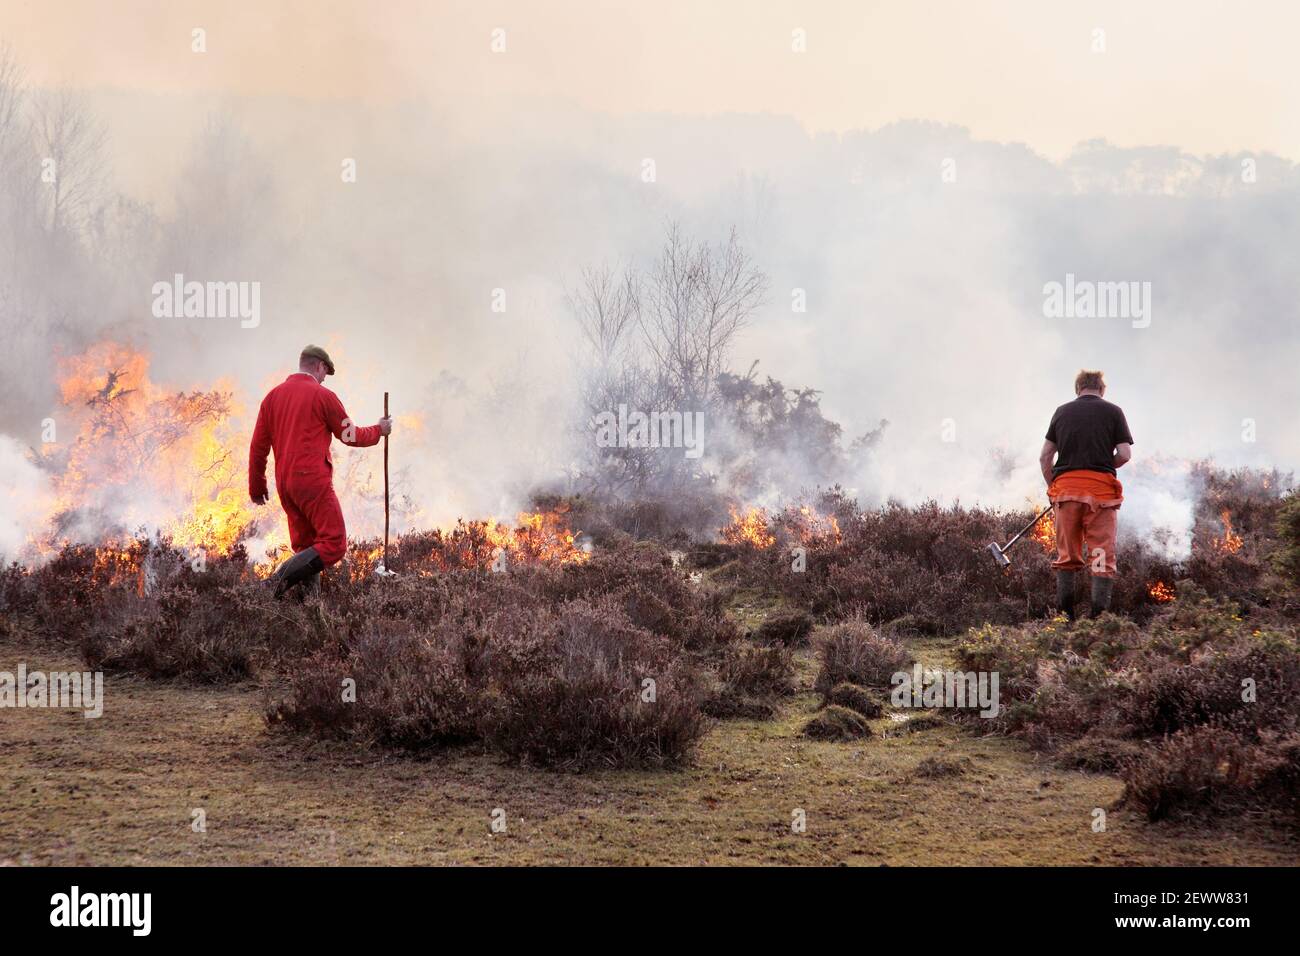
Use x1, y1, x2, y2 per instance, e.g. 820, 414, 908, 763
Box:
300, 344, 335, 375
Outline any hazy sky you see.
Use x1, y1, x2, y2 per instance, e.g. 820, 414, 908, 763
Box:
5, 0, 1299, 161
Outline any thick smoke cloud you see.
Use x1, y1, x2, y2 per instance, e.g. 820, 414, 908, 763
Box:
1, 74, 1296, 558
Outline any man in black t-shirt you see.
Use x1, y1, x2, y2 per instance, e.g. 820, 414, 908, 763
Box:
1038, 370, 1134, 619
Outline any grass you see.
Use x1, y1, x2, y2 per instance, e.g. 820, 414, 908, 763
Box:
2, 632, 1295, 866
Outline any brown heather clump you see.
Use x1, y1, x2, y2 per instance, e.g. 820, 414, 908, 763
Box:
952, 583, 1300, 821
268, 592, 709, 769
483, 601, 708, 769
1120, 725, 1300, 822
702, 642, 796, 719
752, 608, 815, 646
13, 536, 776, 770
803, 705, 872, 741
812, 620, 914, 695
823, 682, 884, 718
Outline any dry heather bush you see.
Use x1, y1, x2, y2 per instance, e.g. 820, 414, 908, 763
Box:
82, 584, 308, 683
484, 599, 707, 768
1119, 725, 1268, 821
752, 608, 814, 646
270, 594, 708, 768
953, 584, 1300, 821
703, 642, 795, 719
824, 682, 884, 718
265, 538, 773, 767
534, 542, 739, 651
20, 544, 135, 647
803, 705, 872, 741
813, 620, 914, 695
0, 563, 36, 641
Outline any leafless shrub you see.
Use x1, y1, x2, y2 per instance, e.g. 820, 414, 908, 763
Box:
813, 620, 913, 695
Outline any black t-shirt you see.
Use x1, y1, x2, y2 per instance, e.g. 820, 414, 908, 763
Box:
1045, 395, 1135, 477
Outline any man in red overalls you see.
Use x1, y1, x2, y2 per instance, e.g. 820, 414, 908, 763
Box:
249, 345, 392, 597
1039, 369, 1134, 620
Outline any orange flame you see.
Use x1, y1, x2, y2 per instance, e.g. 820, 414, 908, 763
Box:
26, 343, 587, 578
1214, 510, 1243, 554
787, 504, 842, 545
722, 502, 844, 550
484, 510, 590, 566
722, 506, 776, 549
34, 343, 285, 567
1029, 507, 1055, 552
1148, 580, 1175, 603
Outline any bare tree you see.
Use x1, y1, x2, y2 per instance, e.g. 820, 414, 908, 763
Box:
31, 88, 107, 233
567, 263, 640, 369
567, 223, 768, 494
639, 222, 766, 406
0, 43, 25, 166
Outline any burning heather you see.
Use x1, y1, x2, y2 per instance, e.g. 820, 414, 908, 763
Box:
16, 343, 589, 577
31, 342, 282, 563
722, 506, 777, 550
1147, 580, 1175, 603
720, 502, 842, 551
1028, 506, 1056, 552
1214, 509, 1244, 555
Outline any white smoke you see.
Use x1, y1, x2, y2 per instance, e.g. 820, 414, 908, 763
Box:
1, 78, 1295, 554
0, 436, 48, 563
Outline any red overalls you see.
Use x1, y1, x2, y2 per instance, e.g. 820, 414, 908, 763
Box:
248, 374, 381, 566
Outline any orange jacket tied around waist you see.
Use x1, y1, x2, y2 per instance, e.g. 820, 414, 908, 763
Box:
1047, 469, 1123, 511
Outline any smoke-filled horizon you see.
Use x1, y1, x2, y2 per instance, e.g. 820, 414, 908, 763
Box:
1, 23, 1298, 560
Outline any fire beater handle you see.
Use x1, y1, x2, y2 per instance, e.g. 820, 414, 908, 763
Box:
383, 391, 389, 568
1004, 504, 1052, 550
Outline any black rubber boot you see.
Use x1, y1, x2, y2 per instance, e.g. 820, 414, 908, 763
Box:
298, 574, 322, 602
1090, 576, 1115, 617
1056, 570, 1078, 621
270, 546, 325, 600
288, 572, 323, 604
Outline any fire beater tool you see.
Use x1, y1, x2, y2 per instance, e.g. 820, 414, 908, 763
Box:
985, 504, 1052, 568
375, 390, 398, 578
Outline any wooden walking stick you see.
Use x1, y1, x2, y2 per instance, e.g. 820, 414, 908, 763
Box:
382, 391, 390, 570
